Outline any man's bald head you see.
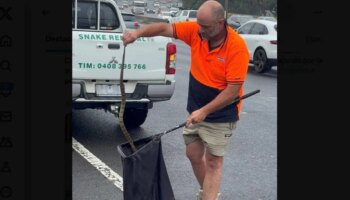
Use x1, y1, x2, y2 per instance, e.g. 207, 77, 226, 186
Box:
197, 0, 225, 22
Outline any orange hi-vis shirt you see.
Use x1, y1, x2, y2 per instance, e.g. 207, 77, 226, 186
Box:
172, 21, 249, 122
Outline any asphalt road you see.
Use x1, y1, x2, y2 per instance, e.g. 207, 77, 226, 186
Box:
72, 39, 277, 200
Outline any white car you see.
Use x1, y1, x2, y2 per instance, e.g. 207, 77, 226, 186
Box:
169, 7, 179, 15
158, 11, 173, 22
154, 2, 160, 7
131, 0, 145, 15
237, 19, 277, 73
227, 14, 254, 30
257, 16, 277, 22
171, 10, 197, 23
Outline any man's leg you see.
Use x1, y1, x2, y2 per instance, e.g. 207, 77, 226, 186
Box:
199, 121, 235, 200
186, 140, 206, 188
184, 121, 235, 199
202, 152, 223, 200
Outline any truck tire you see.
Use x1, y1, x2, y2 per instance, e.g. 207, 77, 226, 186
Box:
253, 48, 272, 73
123, 108, 148, 128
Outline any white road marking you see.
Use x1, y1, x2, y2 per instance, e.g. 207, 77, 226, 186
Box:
72, 137, 124, 191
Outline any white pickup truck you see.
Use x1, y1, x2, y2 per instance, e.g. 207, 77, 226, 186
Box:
72, 0, 177, 128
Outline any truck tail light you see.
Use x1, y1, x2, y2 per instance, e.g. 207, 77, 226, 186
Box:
166, 42, 176, 74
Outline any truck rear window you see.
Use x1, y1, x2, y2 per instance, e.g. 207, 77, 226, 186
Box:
100, 3, 120, 30
77, 1, 97, 29
189, 11, 197, 18
74, 0, 120, 30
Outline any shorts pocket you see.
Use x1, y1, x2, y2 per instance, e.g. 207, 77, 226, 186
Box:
229, 122, 237, 130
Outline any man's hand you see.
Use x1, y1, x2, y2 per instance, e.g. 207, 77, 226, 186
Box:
122, 23, 173, 46
185, 109, 208, 127
123, 31, 138, 46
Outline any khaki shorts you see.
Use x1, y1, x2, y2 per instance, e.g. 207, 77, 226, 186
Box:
183, 121, 236, 156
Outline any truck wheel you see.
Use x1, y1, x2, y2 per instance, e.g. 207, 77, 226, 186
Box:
253, 48, 272, 73
123, 108, 148, 129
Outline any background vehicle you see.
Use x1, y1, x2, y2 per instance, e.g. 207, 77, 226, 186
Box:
171, 10, 197, 23
237, 19, 277, 73
227, 14, 254, 30
72, 0, 177, 128
158, 5, 169, 13
153, 2, 160, 8
257, 16, 277, 21
169, 7, 179, 16
121, 12, 140, 29
158, 11, 173, 22
131, 0, 146, 15
122, 3, 129, 10
146, 8, 156, 14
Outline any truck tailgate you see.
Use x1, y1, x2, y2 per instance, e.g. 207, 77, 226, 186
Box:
73, 31, 170, 81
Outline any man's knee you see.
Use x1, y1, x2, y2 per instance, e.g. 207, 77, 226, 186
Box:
186, 141, 205, 163
206, 154, 223, 170
186, 149, 203, 164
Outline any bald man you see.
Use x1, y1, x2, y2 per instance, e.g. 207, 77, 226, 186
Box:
123, 1, 249, 199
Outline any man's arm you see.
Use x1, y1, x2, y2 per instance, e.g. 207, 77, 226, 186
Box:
123, 22, 174, 46
185, 84, 242, 127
